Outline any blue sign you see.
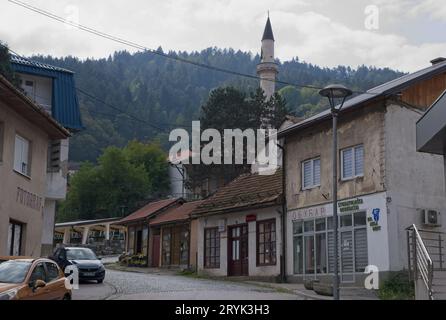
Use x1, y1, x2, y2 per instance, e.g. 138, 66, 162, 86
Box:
372, 208, 380, 223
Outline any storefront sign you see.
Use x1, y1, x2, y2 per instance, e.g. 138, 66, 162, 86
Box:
289, 204, 330, 220
16, 187, 43, 212
338, 198, 363, 213
367, 208, 381, 231
245, 214, 257, 222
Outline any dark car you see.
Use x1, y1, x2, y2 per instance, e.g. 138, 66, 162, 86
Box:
50, 247, 105, 283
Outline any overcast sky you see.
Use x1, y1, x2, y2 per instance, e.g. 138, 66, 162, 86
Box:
1, 0, 446, 72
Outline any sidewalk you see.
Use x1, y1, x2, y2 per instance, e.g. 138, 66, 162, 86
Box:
245, 281, 380, 300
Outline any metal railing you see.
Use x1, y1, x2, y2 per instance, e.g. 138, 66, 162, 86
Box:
406, 224, 434, 300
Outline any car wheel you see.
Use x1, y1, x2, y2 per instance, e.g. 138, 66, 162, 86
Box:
97, 279, 104, 284
63, 293, 72, 300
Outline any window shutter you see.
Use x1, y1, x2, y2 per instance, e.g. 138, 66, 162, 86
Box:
342, 148, 353, 179
21, 138, 29, 175
354, 228, 368, 272
14, 136, 22, 172
354, 145, 364, 176
313, 159, 320, 185
303, 161, 312, 188
48, 140, 61, 172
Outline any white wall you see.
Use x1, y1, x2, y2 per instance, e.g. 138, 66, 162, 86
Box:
385, 104, 446, 271
196, 206, 282, 277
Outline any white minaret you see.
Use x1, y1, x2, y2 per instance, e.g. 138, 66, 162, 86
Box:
256, 15, 278, 100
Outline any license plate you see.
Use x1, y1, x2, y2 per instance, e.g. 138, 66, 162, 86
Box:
83, 272, 95, 276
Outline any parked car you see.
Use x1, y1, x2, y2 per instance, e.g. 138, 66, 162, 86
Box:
0, 256, 32, 264
0, 258, 71, 300
50, 247, 105, 283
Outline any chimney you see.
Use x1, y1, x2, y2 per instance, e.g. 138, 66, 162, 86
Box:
430, 57, 446, 65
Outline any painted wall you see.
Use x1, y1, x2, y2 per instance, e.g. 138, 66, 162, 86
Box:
384, 103, 446, 271
196, 206, 282, 278
284, 103, 386, 212
0, 99, 49, 257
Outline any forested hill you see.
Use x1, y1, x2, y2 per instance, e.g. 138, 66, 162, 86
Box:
32, 48, 404, 163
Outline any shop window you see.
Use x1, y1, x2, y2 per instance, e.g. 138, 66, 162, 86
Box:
340, 214, 352, 227
204, 227, 220, 268
257, 219, 276, 266
354, 211, 367, 226
14, 134, 31, 176
341, 145, 364, 180
7, 221, 24, 256
302, 157, 320, 189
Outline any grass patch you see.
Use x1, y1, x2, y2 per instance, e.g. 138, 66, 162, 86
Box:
378, 272, 414, 300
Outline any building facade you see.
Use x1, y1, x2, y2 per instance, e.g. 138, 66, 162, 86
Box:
191, 170, 283, 280
279, 58, 446, 285
0, 75, 70, 257
10, 56, 82, 255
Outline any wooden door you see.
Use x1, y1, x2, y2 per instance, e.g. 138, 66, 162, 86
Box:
152, 234, 160, 267
228, 224, 248, 276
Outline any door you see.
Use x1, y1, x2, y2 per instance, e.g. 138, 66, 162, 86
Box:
340, 230, 354, 282
152, 235, 160, 267
228, 224, 248, 276
136, 229, 143, 254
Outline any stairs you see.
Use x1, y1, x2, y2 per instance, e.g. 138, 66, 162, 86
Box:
432, 270, 446, 300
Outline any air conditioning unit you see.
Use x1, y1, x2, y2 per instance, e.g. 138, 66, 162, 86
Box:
421, 209, 441, 227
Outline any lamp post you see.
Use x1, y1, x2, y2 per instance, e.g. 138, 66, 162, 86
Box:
319, 84, 352, 300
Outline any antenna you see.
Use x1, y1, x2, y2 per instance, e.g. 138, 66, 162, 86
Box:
267, 10, 269, 18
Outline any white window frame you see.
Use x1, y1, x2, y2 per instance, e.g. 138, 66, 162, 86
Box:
301, 157, 321, 190
14, 134, 31, 177
341, 144, 364, 181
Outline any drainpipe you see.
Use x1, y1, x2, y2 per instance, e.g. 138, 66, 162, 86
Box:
277, 140, 287, 283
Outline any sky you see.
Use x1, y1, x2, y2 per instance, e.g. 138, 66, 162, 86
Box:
1, 0, 446, 72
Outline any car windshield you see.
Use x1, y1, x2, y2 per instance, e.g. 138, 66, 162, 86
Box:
0, 261, 32, 283
66, 248, 97, 260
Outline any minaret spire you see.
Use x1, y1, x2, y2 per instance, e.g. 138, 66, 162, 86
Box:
257, 14, 278, 100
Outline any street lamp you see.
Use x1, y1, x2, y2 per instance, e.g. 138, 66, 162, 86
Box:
319, 84, 352, 300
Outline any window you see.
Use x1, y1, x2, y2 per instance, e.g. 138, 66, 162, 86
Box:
162, 228, 171, 265
257, 219, 276, 266
7, 221, 24, 256
30, 263, 46, 283
45, 262, 60, 282
341, 145, 364, 180
204, 228, 220, 268
14, 134, 31, 176
128, 227, 135, 254
302, 157, 320, 189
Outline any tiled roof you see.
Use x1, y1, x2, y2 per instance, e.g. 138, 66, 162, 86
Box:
118, 198, 182, 224
279, 59, 446, 138
149, 200, 204, 226
192, 169, 283, 217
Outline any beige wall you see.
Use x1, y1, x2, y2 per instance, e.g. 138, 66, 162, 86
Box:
0, 99, 49, 257
285, 103, 386, 211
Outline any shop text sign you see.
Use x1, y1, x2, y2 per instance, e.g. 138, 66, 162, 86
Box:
289, 204, 330, 220
16, 187, 43, 212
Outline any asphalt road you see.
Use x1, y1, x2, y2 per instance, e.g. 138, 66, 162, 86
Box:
72, 269, 302, 300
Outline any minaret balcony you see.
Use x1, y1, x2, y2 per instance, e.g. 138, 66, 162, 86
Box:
256, 62, 279, 75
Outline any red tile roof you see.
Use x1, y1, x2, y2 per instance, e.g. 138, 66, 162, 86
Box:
118, 198, 182, 224
191, 169, 283, 217
149, 200, 204, 226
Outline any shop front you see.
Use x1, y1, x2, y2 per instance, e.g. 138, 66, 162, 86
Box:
286, 192, 390, 285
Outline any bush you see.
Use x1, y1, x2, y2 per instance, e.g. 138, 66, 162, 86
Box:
378, 272, 414, 300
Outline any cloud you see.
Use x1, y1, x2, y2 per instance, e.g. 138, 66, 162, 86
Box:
0, 0, 445, 72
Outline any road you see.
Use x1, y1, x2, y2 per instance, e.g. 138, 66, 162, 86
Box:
73, 269, 303, 300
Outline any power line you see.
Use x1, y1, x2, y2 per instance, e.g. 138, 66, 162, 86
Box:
2, 44, 194, 132
8, 0, 372, 95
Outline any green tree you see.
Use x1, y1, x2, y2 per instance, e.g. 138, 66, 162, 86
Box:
0, 41, 19, 86
58, 141, 169, 222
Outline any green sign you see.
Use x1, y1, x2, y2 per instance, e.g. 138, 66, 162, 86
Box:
338, 198, 363, 213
